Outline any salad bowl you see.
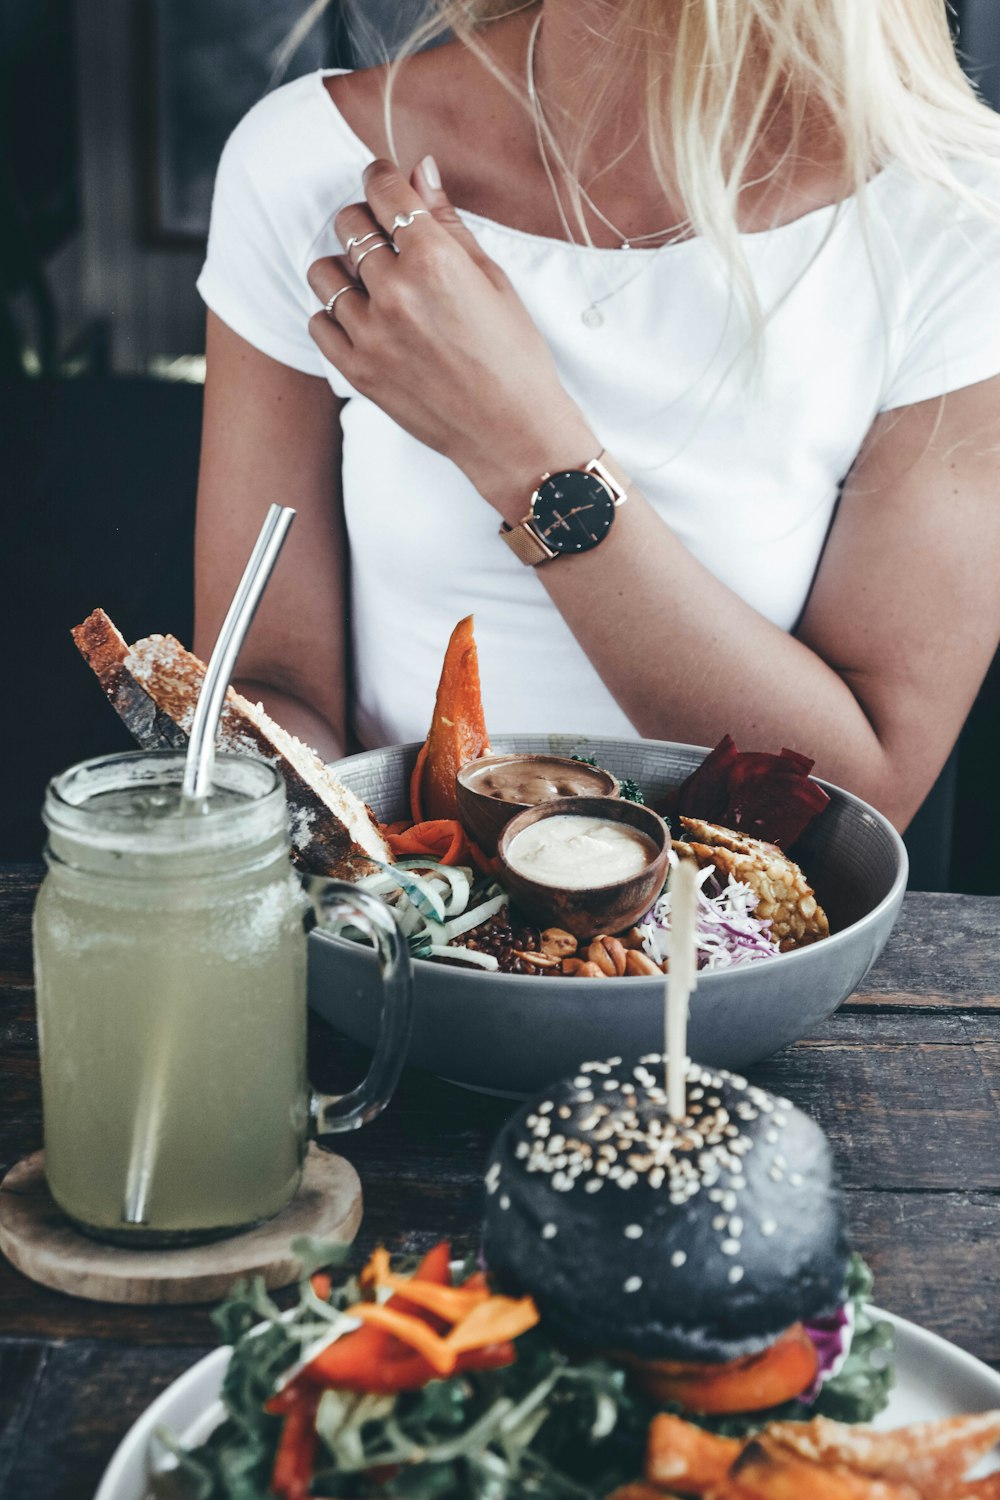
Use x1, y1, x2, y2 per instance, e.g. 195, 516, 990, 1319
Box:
308, 735, 907, 1094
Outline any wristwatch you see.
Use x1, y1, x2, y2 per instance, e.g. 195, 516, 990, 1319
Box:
499, 450, 630, 566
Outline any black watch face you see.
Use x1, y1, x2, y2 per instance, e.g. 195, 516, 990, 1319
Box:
532, 470, 616, 554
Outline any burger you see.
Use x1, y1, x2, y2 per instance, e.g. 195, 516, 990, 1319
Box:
482, 1054, 857, 1418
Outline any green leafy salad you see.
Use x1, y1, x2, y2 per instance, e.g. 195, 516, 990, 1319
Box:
150, 1248, 893, 1500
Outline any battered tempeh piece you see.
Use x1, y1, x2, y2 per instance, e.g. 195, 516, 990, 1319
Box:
675, 817, 829, 951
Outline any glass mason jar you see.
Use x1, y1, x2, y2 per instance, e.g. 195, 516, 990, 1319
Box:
33, 750, 412, 1246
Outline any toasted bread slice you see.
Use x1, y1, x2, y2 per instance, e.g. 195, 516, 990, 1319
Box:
72, 609, 392, 879
71, 609, 186, 752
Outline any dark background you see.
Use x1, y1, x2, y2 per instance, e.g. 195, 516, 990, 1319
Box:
1, 0, 998, 891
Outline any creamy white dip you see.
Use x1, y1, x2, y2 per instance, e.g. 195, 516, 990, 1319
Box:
505, 814, 657, 890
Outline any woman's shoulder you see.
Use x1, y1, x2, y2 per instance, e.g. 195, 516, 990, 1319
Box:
217, 71, 371, 203
215, 40, 489, 220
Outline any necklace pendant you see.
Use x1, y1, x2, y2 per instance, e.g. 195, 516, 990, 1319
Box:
582, 305, 604, 329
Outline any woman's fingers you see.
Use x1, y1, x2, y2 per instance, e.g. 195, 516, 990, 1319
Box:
304, 157, 584, 486
306, 255, 367, 351
364, 157, 496, 274
333, 202, 398, 289
408, 155, 493, 266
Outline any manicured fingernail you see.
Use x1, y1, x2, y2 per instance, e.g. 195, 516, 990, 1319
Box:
419, 154, 441, 191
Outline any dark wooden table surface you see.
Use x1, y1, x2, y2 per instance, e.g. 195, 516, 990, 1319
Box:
2, 863, 999, 1499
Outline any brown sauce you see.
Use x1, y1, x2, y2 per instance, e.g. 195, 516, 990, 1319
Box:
466, 755, 615, 806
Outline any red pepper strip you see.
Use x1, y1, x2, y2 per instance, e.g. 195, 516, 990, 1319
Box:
409, 1241, 452, 1285
298, 1242, 454, 1387
409, 743, 429, 823
360, 1242, 455, 1302
456, 1341, 518, 1373
299, 1319, 394, 1387
269, 1392, 319, 1500
346, 1294, 539, 1376
469, 846, 503, 878
310, 1272, 331, 1302
265, 1383, 312, 1416
381, 818, 497, 872
363, 1273, 490, 1323
441, 1295, 539, 1355
325, 1340, 518, 1396
347, 1304, 458, 1375
384, 820, 469, 866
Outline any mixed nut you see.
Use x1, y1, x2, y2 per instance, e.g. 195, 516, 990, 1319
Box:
451, 915, 669, 978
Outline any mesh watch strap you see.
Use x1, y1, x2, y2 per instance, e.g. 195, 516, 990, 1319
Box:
501, 519, 558, 565
499, 449, 631, 567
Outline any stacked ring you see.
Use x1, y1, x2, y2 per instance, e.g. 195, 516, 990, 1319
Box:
344, 230, 385, 255
353, 239, 395, 272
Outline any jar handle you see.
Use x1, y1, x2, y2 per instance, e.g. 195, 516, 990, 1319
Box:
305, 879, 413, 1135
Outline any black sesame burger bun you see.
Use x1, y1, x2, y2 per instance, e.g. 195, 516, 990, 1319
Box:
482, 1056, 850, 1366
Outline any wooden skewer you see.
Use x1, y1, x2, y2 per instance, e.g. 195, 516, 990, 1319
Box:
666, 858, 699, 1122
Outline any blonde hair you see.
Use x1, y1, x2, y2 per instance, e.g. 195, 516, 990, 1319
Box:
288, 1, 1000, 321
432, 5, 999, 298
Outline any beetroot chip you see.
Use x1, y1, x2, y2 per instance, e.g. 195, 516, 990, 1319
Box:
675, 734, 740, 823
677, 736, 830, 848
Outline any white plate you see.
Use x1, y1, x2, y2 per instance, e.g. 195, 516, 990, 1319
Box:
95, 1307, 1000, 1500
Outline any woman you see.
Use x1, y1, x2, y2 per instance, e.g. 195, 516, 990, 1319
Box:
195, 0, 1000, 831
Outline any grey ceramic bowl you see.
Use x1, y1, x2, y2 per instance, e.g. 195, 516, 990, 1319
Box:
309, 734, 907, 1095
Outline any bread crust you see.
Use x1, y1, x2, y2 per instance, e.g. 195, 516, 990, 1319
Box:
71, 610, 186, 751
72, 609, 391, 879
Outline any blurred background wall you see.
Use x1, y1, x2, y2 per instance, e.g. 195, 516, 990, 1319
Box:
1, 0, 999, 891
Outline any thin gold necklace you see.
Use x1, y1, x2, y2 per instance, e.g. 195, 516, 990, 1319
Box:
525, 13, 689, 327
526, 12, 685, 252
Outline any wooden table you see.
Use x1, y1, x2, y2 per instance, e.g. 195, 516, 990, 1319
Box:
1, 864, 999, 1499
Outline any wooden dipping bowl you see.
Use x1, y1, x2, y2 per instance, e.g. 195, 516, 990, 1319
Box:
497, 796, 671, 941
456, 753, 619, 856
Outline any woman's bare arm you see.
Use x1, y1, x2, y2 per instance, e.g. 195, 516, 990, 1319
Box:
529, 377, 1000, 830
195, 311, 348, 762
306, 160, 1000, 827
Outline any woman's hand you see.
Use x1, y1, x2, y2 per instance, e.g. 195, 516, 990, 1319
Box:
306, 157, 596, 518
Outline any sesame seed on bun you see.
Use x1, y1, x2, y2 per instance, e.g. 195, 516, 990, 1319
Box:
482, 1056, 849, 1365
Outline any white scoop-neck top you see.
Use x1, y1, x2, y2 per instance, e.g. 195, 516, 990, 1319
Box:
198, 72, 1000, 749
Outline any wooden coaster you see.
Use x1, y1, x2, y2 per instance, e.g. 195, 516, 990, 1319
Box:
0, 1144, 362, 1305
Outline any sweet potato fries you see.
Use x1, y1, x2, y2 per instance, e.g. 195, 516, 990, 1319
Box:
608, 1411, 1000, 1500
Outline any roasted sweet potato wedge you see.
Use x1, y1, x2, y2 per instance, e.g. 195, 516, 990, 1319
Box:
646, 1414, 743, 1492
411, 615, 491, 822
943, 1478, 1000, 1498
607, 1486, 681, 1500
713, 1443, 921, 1500
763, 1411, 1000, 1494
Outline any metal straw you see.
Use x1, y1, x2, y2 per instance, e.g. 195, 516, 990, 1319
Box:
121, 503, 295, 1226
182, 503, 296, 804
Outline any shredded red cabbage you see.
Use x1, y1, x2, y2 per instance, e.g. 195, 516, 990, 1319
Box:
801, 1301, 855, 1403
638, 856, 777, 972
